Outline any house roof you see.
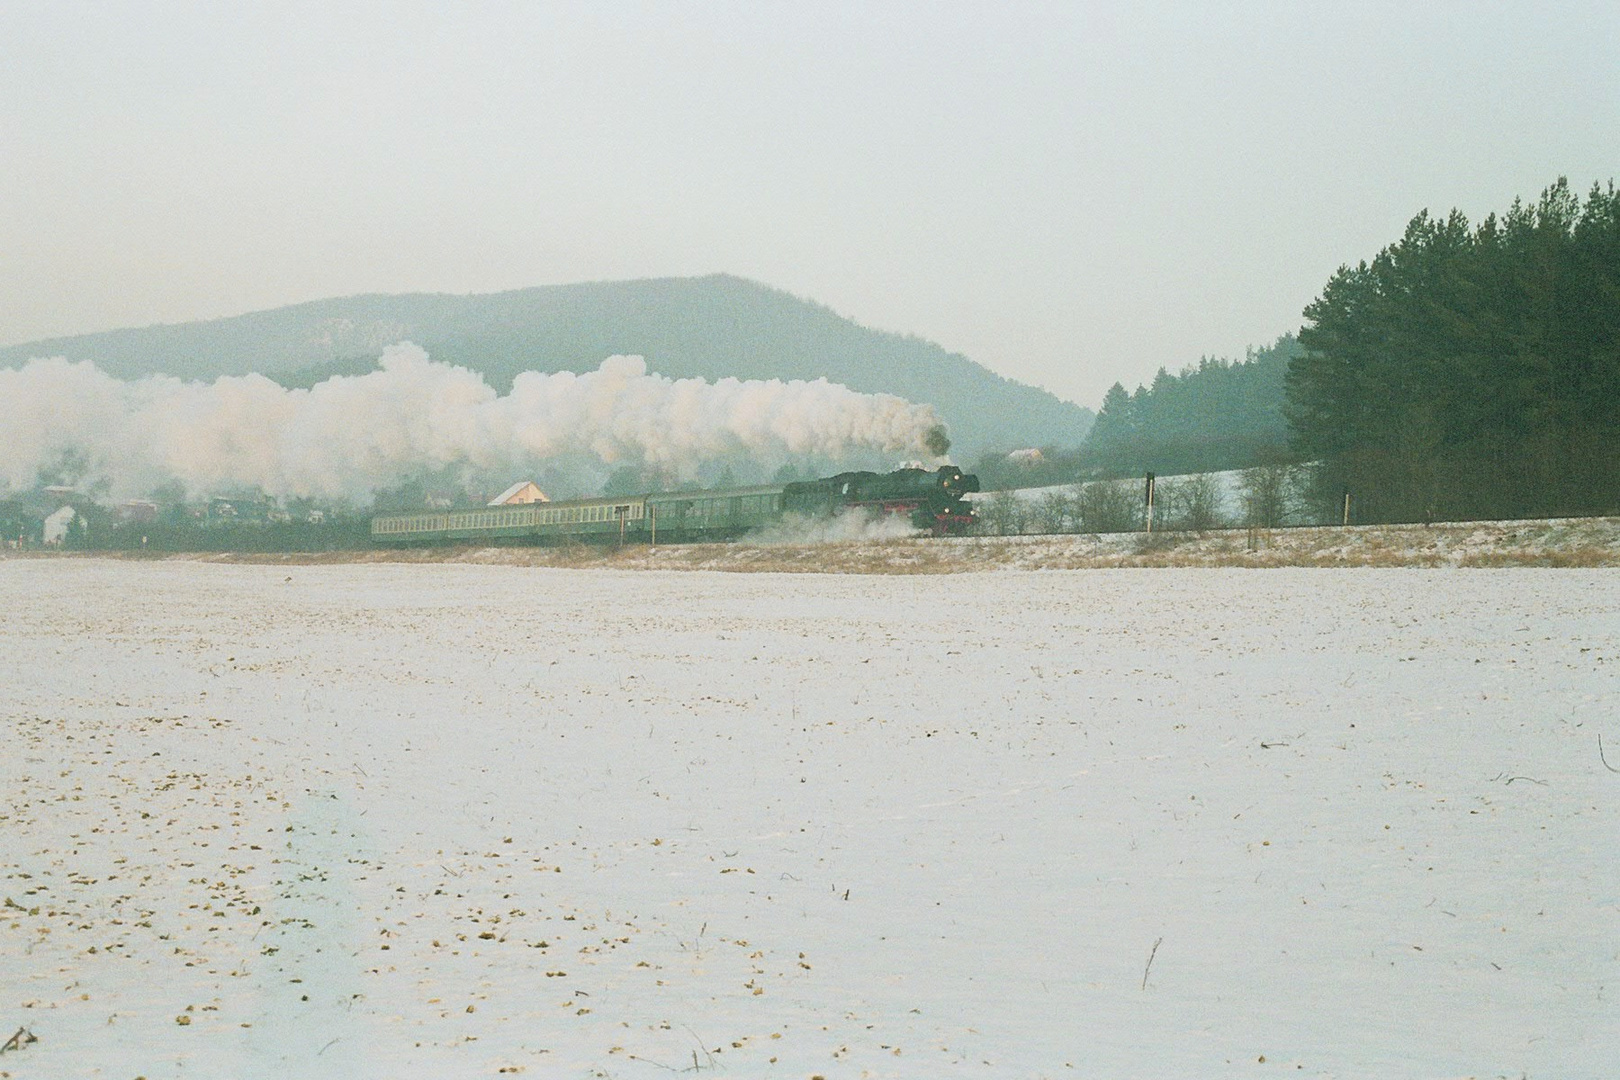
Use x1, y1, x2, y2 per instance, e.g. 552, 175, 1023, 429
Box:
489, 481, 549, 505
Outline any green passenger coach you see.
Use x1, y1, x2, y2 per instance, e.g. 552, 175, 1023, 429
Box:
369, 486, 787, 546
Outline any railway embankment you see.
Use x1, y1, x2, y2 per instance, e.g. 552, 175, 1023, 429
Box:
12, 516, 1619, 571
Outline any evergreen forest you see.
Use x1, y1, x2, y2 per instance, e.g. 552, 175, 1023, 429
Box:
1021, 177, 1619, 528
1287, 178, 1620, 522
1082, 336, 1302, 477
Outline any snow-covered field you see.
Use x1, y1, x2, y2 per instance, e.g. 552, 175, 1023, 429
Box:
3, 560, 1616, 1079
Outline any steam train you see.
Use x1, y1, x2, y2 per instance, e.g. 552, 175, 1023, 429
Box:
370, 465, 980, 546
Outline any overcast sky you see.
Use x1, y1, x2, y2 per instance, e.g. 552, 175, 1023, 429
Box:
2, 1, 1615, 407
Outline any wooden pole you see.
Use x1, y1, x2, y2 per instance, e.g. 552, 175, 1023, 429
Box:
1341, 490, 1351, 527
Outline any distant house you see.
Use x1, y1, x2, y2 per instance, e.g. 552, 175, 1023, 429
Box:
43, 505, 76, 545
206, 496, 272, 523
488, 481, 549, 506
117, 499, 159, 524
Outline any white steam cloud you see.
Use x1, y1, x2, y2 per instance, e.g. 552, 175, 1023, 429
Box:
748, 508, 920, 546
0, 345, 949, 502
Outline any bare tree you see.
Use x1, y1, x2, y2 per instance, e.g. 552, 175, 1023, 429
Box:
1031, 489, 1078, 533
1076, 479, 1142, 533
977, 489, 1028, 535
1240, 462, 1302, 527
1158, 472, 1227, 531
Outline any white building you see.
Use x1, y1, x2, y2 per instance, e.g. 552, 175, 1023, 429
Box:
43, 505, 76, 545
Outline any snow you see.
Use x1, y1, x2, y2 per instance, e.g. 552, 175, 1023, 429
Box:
3, 559, 1617, 1078
975, 468, 1309, 527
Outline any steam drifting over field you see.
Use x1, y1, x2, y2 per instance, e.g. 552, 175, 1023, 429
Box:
0, 346, 950, 501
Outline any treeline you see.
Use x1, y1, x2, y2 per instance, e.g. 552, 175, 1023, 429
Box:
1083, 336, 1301, 475
968, 336, 1300, 492
1287, 178, 1620, 522
983, 177, 1619, 526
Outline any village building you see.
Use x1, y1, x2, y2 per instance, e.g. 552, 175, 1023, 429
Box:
43, 505, 76, 545
488, 481, 549, 506
117, 499, 159, 524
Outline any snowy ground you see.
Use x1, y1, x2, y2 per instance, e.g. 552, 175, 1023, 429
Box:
2, 560, 1617, 1079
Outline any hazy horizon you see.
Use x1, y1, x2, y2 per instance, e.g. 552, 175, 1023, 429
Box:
3, 1, 1615, 409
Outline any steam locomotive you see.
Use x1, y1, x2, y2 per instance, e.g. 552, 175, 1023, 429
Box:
370, 465, 980, 546
782, 466, 980, 531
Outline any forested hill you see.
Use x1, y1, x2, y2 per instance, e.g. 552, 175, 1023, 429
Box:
1079, 335, 1302, 475
0, 275, 1092, 459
